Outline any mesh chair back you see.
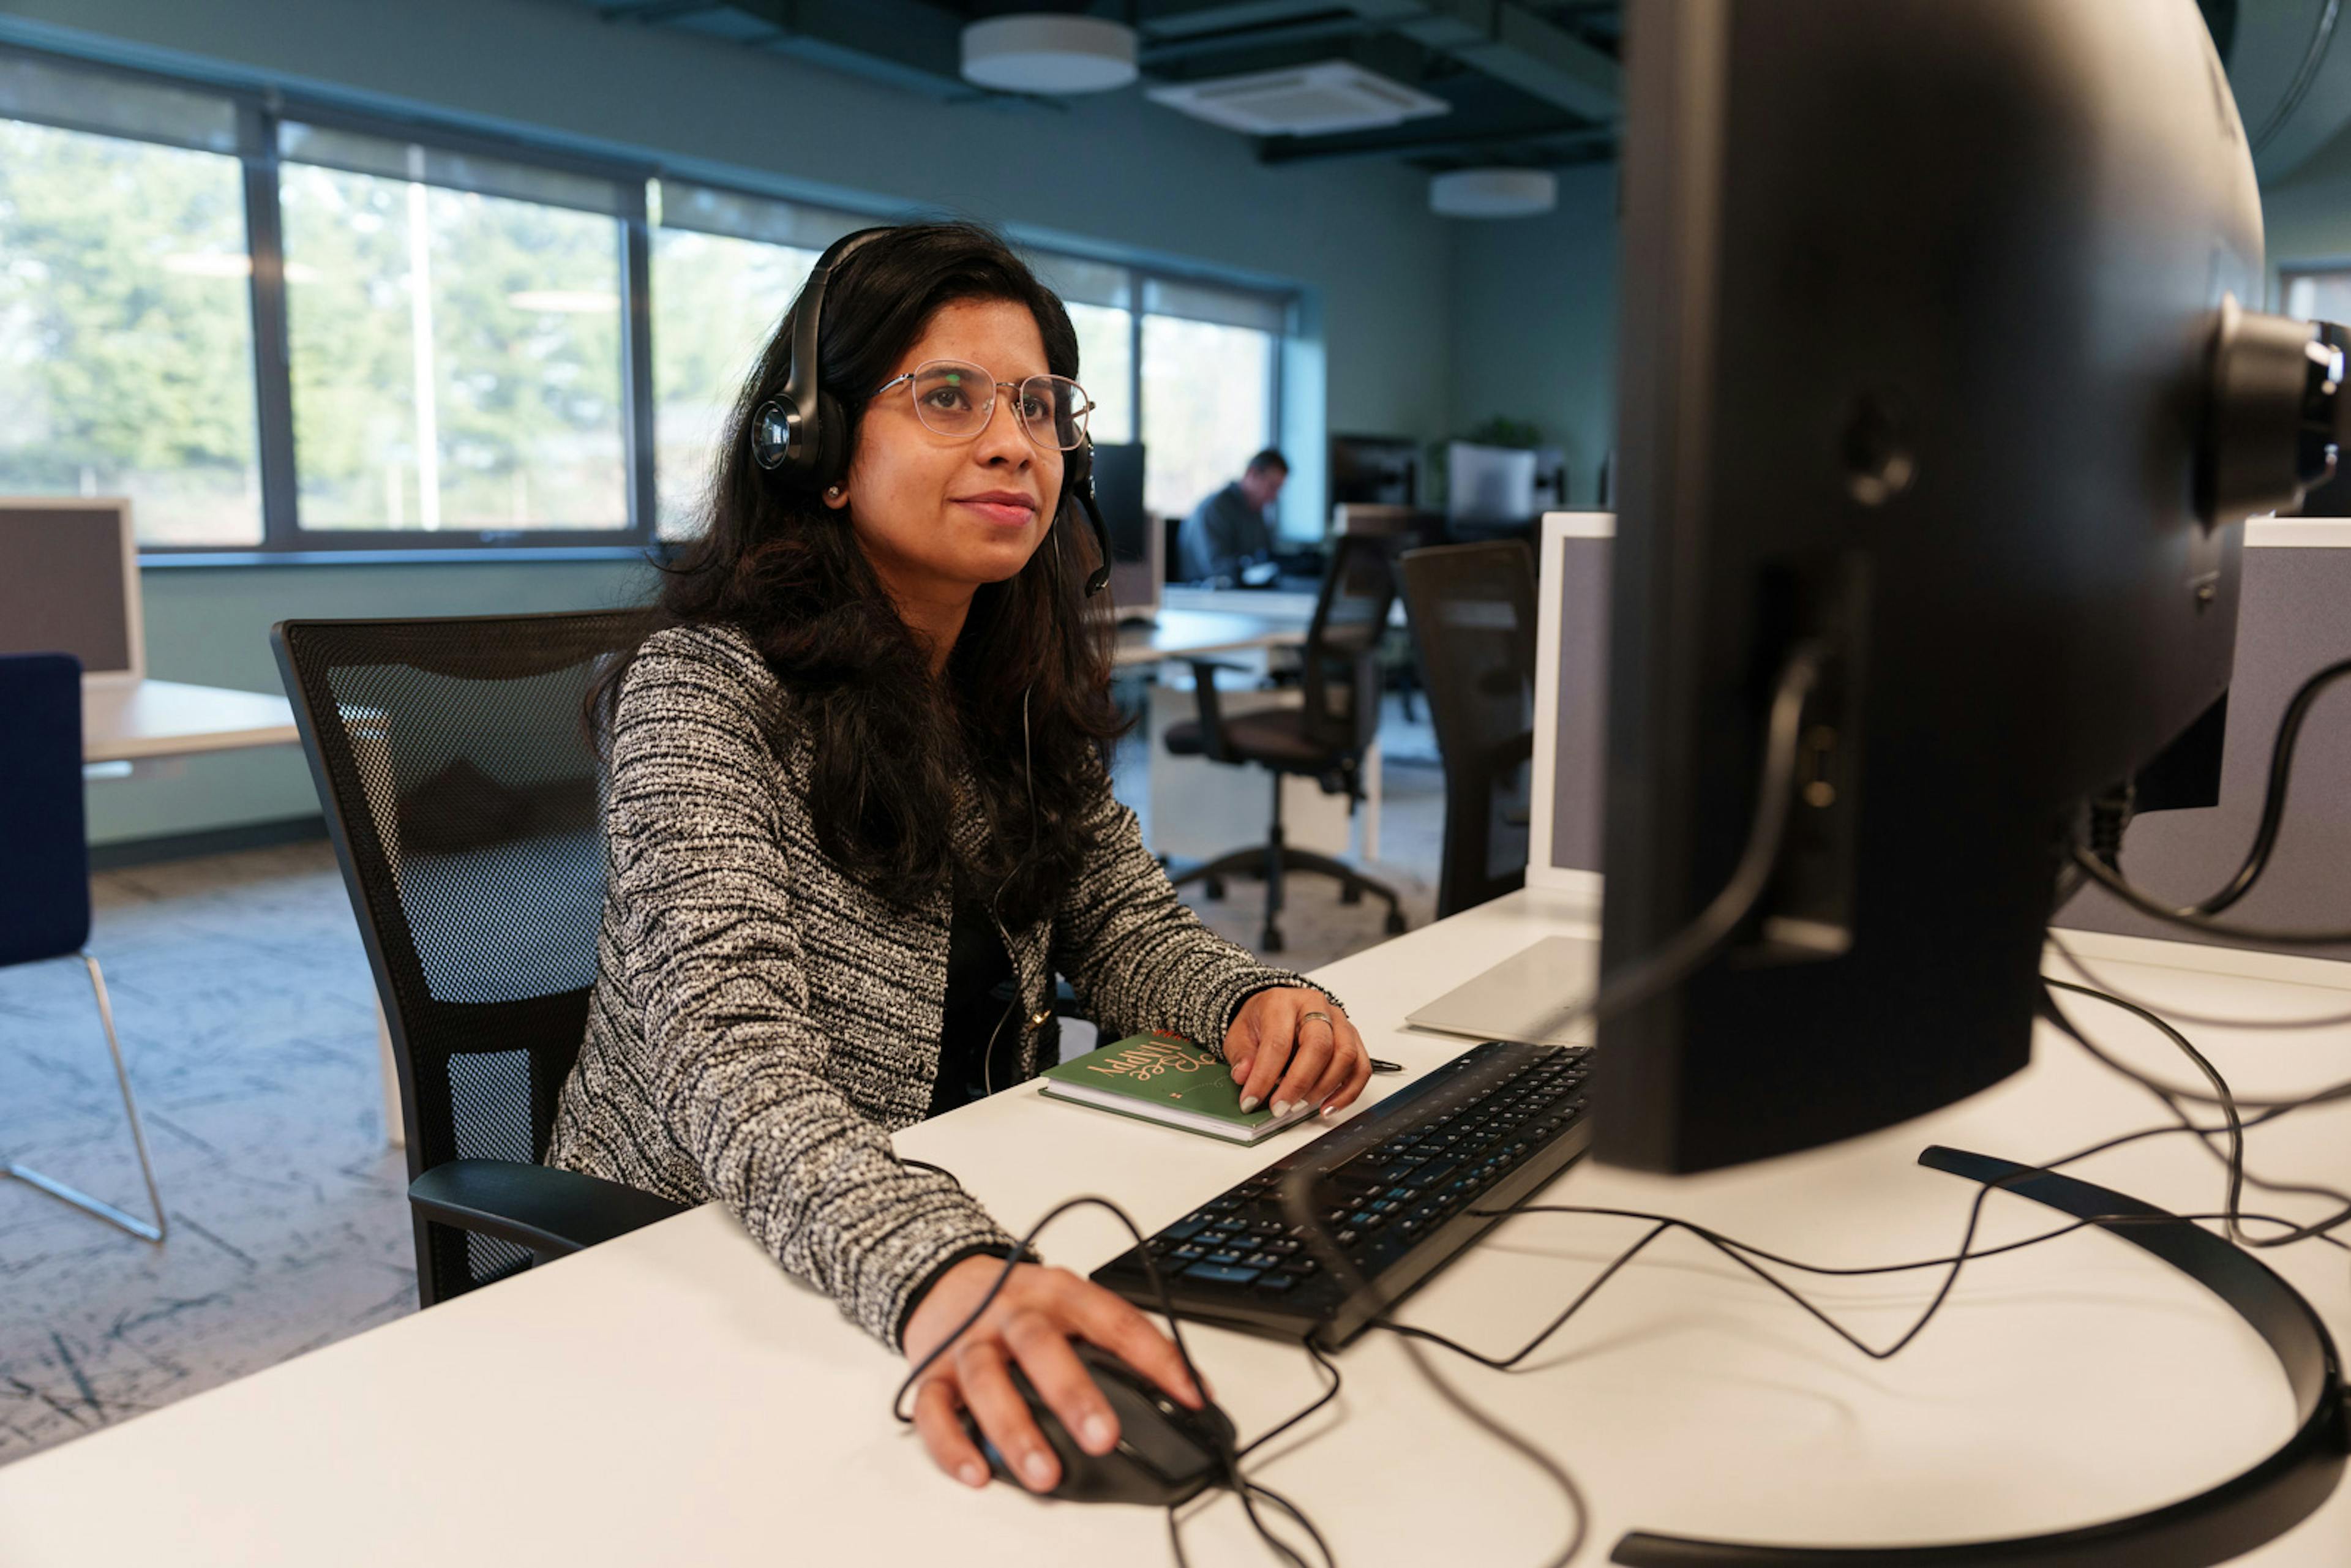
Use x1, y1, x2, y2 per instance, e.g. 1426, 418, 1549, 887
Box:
0, 652, 91, 967
273, 610, 642, 1300
1398, 543, 1539, 917
1302, 534, 1398, 756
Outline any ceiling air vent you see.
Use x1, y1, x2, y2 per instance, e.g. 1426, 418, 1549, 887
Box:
1146, 60, 1450, 138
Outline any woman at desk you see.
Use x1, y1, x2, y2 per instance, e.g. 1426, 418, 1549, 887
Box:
546, 222, 1370, 1494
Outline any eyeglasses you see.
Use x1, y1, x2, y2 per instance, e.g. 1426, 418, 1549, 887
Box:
872, 359, 1094, 451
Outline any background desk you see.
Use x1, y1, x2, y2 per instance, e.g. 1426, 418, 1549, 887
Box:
81, 678, 298, 775
2, 886, 2344, 1566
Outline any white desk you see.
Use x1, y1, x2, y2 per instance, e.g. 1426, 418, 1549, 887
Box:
1111, 606, 1303, 670
80, 677, 299, 771
3, 888, 2345, 1566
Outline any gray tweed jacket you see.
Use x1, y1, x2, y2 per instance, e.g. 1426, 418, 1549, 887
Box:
544, 622, 1314, 1348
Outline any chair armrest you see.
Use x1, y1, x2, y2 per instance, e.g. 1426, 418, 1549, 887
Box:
408, 1158, 689, 1260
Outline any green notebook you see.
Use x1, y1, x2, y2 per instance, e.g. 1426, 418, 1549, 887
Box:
1037, 1031, 1316, 1144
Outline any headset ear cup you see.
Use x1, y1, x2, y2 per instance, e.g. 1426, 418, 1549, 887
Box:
808, 389, 850, 493
751, 398, 795, 472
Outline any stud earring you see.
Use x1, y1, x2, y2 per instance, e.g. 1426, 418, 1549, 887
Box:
825, 486, 843, 498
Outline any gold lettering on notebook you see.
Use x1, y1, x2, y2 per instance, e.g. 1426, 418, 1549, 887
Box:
1082, 1038, 1211, 1081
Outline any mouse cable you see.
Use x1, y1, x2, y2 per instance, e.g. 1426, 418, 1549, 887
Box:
887, 1191, 1336, 1568
1382, 1100, 2350, 1375
1235, 1338, 1343, 1461
1168, 1345, 1348, 1568
2045, 927, 2351, 1033
2045, 979, 2351, 1250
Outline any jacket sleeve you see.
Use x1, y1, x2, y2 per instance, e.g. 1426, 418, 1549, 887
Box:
607, 632, 1016, 1349
1049, 746, 1334, 1056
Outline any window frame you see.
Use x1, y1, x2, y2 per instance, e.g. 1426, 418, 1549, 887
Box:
0, 42, 1296, 563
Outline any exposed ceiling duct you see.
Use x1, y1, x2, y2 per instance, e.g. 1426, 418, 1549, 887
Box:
2214, 0, 2351, 182
590, 0, 1627, 171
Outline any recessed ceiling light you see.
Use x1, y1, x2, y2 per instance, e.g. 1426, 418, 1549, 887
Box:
961, 15, 1138, 95
1430, 168, 1558, 218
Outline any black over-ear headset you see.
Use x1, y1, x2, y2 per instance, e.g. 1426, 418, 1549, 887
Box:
750, 226, 1112, 597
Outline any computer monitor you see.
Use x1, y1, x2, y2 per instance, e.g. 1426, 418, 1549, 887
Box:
1445, 442, 1537, 525
1089, 443, 1157, 620
1594, 0, 2324, 1172
0, 498, 143, 689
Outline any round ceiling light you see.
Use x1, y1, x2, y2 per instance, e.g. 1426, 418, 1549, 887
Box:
1429, 168, 1559, 219
961, 15, 1139, 94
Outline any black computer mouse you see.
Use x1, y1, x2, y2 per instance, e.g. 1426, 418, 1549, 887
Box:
962, 1341, 1235, 1506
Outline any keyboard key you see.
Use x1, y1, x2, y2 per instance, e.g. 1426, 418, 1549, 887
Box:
1172, 1244, 1207, 1261
1256, 1274, 1299, 1294
1244, 1251, 1281, 1269
1183, 1261, 1263, 1286
1161, 1219, 1209, 1242
1206, 1248, 1245, 1266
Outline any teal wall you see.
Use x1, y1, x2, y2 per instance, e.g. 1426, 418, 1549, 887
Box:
1445, 163, 1620, 505
94, 558, 653, 844
0, 0, 1472, 845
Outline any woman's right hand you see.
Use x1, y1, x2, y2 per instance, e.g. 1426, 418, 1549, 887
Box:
904, 1255, 1207, 1492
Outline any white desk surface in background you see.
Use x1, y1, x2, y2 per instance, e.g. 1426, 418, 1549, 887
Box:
1112, 606, 1304, 669
81, 678, 298, 763
2, 888, 2347, 1566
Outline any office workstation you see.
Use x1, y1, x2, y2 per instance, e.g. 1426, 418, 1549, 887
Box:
4, 3, 2351, 1566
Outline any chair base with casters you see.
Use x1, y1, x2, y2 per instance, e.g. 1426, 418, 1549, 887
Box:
2, 951, 168, 1245
1163, 767, 1408, 955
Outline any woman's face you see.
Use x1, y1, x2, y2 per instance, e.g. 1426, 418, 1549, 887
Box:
827, 296, 1065, 610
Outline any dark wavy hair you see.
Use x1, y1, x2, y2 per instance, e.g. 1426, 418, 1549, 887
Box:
591, 220, 1124, 926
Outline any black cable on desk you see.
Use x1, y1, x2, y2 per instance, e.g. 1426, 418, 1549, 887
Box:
1384, 1098, 2351, 1375
2045, 979, 2351, 1250
888, 1191, 1340, 1568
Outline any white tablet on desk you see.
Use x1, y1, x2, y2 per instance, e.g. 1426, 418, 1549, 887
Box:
1404, 934, 1599, 1046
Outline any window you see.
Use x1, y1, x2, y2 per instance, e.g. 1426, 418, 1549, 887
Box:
1141, 279, 1284, 522
0, 65, 262, 546
1032, 256, 1288, 523
649, 182, 847, 537
279, 124, 632, 534
0, 45, 1295, 557
2282, 268, 2351, 328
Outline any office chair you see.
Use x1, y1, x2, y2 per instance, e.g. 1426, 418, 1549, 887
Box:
274, 612, 685, 1307
1397, 543, 1540, 918
1163, 535, 1408, 952
1333, 504, 1446, 721
0, 652, 168, 1244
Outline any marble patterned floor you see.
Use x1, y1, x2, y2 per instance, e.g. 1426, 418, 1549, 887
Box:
0, 718, 1444, 1467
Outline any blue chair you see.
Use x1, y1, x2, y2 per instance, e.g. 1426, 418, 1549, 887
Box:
0, 651, 167, 1242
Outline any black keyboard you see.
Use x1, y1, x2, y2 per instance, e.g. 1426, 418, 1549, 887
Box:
1092, 1040, 1594, 1346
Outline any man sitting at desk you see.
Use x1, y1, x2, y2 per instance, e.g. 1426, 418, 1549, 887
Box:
1176, 447, 1287, 585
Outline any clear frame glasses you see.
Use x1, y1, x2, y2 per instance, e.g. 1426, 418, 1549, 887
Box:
872, 358, 1094, 451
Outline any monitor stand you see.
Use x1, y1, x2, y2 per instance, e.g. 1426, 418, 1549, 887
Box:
1609, 1147, 2348, 1567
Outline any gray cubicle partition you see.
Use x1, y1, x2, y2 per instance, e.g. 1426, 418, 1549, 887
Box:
2058, 527, 2351, 959
1542, 528, 1612, 876
1540, 518, 2351, 961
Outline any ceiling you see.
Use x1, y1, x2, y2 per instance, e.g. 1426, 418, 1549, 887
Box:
580, 1, 1627, 176
579, 2, 2351, 189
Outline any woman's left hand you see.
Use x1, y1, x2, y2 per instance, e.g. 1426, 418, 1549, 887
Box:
1223, 989, 1371, 1120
